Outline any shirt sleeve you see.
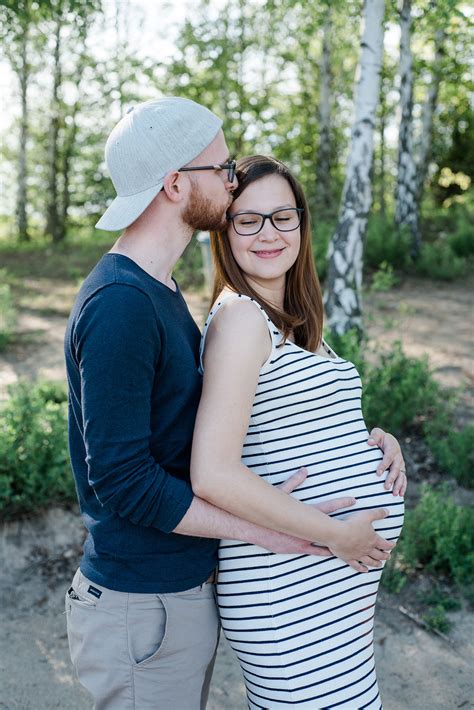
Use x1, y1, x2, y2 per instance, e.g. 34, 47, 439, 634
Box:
74, 283, 193, 533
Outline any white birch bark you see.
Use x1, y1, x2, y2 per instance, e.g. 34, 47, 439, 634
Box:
17, 24, 29, 242
416, 28, 445, 204
394, 0, 420, 256
315, 5, 332, 217
45, 15, 62, 242
324, 0, 385, 336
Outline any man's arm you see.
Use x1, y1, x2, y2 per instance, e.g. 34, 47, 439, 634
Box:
76, 285, 194, 532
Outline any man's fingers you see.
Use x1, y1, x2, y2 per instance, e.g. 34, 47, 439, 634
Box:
280, 467, 308, 494
314, 497, 356, 514
307, 545, 333, 557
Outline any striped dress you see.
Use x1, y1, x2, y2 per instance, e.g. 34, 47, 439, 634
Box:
200, 294, 404, 709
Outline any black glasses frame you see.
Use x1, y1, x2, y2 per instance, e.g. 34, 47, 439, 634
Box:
227, 208, 304, 236
178, 159, 236, 183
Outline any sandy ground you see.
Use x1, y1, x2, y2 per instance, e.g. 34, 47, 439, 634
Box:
0, 274, 473, 709
0, 508, 473, 710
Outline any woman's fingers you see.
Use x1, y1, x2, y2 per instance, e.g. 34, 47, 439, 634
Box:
348, 560, 369, 573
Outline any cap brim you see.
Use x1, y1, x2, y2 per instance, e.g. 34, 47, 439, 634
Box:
95, 182, 163, 231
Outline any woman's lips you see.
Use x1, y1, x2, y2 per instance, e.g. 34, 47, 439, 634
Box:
252, 248, 285, 259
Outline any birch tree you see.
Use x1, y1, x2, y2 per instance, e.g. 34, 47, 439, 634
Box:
315, 3, 333, 218
324, 0, 385, 336
415, 28, 445, 205
0, 1, 39, 241
394, 0, 420, 256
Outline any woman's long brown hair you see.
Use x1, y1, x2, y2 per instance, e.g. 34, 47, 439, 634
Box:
210, 155, 323, 352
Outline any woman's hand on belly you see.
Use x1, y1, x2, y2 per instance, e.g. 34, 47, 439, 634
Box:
368, 427, 407, 496
329, 508, 395, 573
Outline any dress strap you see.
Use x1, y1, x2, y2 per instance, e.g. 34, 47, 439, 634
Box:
199, 293, 282, 374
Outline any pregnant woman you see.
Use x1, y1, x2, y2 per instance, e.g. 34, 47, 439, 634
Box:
191, 155, 405, 708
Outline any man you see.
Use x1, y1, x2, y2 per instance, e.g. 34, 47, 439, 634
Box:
64, 97, 406, 709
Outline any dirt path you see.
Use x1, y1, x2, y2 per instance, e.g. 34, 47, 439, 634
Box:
0, 275, 473, 709
1, 509, 472, 710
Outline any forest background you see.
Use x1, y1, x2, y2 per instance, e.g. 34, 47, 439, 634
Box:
0, 1, 473, 707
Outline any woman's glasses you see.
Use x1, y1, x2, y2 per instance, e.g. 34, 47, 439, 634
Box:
227, 208, 304, 236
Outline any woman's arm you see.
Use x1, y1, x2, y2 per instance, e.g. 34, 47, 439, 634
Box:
191, 300, 394, 566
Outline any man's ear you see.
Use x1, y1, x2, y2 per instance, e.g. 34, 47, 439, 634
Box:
162, 171, 185, 202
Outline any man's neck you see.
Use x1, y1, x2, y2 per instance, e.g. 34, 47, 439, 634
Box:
110, 217, 193, 289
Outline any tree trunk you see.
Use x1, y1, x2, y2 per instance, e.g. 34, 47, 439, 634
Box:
415, 28, 445, 205
45, 16, 63, 243
378, 68, 388, 216
394, 0, 420, 257
17, 22, 29, 242
324, 0, 385, 337
315, 5, 332, 219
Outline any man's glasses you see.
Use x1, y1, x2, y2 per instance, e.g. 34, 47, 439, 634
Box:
227, 208, 304, 236
178, 159, 236, 183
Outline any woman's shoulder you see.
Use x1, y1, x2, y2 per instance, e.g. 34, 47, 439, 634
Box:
207, 291, 272, 335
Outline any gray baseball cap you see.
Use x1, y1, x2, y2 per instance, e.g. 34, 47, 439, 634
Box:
95, 97, 223, 231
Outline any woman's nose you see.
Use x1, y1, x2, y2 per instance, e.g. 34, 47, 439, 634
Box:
257, 217, 278, 240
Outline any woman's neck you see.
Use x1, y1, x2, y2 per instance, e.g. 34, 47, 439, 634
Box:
244, 276, 286, 310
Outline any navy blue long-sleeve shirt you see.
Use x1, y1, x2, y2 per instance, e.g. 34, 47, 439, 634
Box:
65, 253, 218, 592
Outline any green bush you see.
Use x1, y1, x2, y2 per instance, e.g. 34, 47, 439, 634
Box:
424, 424, 474, 489
0, 268, 16, 350
326, 328, 366, 376
361, 342, 443, 434
0, 380, 75, 519
400, 484, 474, 588
175, 236, 204, 291
312, 221, 333, 282
365, 216, 411, 270
448, 210, 474, 257
415, 242, 466, 280
369, 260, 399, 292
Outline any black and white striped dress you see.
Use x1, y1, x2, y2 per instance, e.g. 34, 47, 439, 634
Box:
200, 294, 404, 709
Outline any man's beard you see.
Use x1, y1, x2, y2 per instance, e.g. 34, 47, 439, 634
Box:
182, 180, 231, 232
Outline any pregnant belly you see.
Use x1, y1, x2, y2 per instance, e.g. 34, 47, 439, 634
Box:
289, 441, 404, 545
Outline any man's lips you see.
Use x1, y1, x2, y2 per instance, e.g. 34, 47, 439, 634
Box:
252, 248, 285, 259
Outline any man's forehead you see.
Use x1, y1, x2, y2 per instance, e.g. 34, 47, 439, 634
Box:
194, 129, 228, 163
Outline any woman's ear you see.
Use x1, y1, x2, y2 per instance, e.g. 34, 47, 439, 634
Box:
162, 170, 185, 202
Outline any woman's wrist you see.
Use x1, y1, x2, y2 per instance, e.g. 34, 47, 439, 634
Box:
314, 515, 343, 547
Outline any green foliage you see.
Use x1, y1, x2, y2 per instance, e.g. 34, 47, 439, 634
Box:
369, 260, 399, 292
380, 557, 408, 594
415, 242, 466, 281
400, 484, 474, 588
174, 237, 204, 292
326, 328, 366, 376
364, 216, 411, 270
0, 269, 16, 350
0, 380, 75, 519
424, 424, 474, 489
448, 209, 474, 257
312, 221, 333, 282
361, 343, 443, 434
422, 605, 453, 634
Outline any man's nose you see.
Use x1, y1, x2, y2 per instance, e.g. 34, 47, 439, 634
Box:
226, 174, 238, 191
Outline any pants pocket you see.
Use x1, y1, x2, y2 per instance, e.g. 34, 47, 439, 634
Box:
127, 594, 168, 666
66, 585, 97, 609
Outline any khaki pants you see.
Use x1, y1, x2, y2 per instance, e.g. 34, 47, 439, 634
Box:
65, 569, 220, 710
